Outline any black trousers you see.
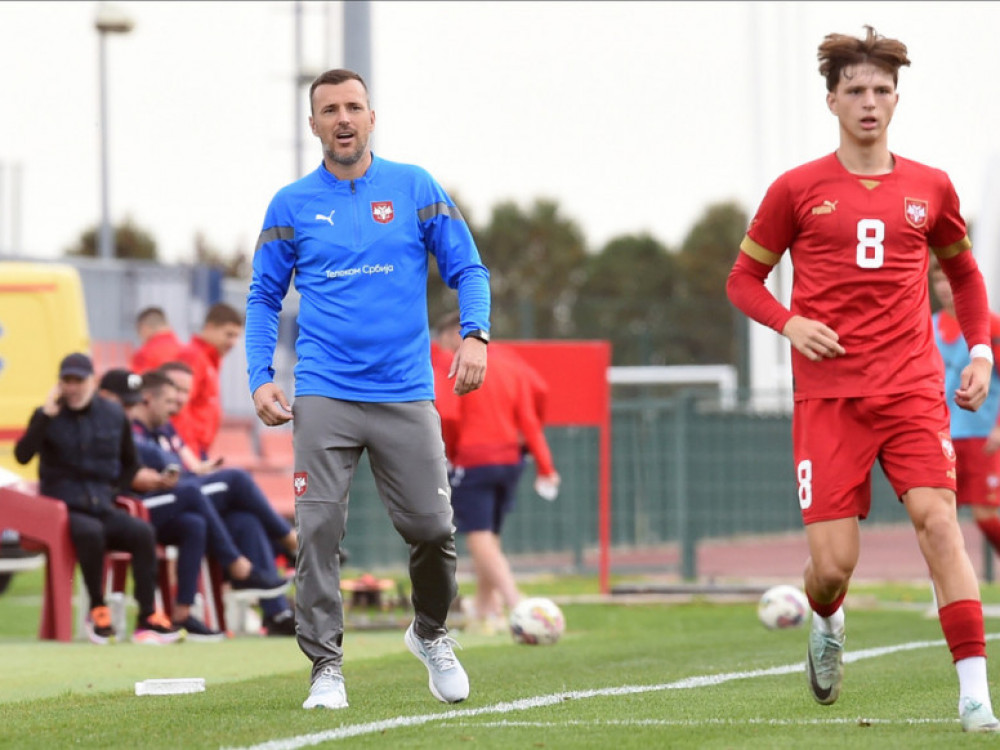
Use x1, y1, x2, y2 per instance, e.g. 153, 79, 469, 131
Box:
68, 507, 158, 619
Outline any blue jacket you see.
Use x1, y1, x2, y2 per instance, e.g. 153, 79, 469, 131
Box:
246, 155, 491, 402
933, 311, 1000, 439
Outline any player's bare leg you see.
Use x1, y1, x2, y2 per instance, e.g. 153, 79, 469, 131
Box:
467, 531, 520, 632
803, 518, 858, 705
971, 504, 1000, 556
905, 487, 999, 732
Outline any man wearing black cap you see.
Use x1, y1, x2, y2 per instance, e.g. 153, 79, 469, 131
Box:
14, 353, 183, 645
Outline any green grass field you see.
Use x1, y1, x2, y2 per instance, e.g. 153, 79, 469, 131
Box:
3, 568, 1000, 749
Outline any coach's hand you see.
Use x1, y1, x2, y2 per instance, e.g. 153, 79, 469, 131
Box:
253, 382, 294, 425
450, 337, 487, 395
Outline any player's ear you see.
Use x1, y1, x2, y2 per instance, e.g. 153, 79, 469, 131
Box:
826, 91, 837, 114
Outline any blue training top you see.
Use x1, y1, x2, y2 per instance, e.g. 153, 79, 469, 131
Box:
933, 311, 1000, 439
246, 155, 490, 402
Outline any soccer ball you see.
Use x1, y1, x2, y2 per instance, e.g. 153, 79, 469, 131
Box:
509, 597, 565, 645
757, 584, 809, 630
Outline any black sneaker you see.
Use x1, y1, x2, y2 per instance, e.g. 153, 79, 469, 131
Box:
173, 615, 226, 642
262, 609, 296, 637
230, 569, 291, 598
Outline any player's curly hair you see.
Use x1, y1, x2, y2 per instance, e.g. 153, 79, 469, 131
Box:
817, 25, 910, 92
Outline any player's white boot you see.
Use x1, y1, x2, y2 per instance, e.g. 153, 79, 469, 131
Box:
960, 697, 1000, 732
806, 623, 845, 705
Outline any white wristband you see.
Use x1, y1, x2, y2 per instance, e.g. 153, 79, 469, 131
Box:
970, 343, 995, 365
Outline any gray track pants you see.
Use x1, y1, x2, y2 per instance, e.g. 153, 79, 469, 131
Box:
292, 397, 457, 679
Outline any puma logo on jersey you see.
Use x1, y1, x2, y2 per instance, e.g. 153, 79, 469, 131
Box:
811, 200, 838, 215
315, 210, 335, 226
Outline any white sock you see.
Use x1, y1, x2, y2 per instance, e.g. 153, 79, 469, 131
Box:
956, 657, 991, 709
811, 606, 845, 636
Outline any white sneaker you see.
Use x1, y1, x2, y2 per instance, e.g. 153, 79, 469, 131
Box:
302, 666, 348, 710
404, 621, 469, 703
960, 696, 1000, 732
806, 626, 845, 705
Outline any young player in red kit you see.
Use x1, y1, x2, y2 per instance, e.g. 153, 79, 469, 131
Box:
433, 312, 559, 633
726, 26, 998, 732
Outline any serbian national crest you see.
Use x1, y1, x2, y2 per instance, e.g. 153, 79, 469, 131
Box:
938, 432, 956, 462
904, 197, 928, 229
371, 201, 394, 224
294, 472, 308, 497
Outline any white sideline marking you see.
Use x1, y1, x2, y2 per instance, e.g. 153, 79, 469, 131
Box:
227, 633, 1000, 750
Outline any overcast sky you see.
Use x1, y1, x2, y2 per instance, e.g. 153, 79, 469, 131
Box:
2, 1, 999, 267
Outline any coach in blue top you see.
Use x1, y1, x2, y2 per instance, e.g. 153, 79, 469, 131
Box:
246, 69, 490, 711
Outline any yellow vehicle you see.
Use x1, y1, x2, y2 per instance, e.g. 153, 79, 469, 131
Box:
0, 262, 90, 480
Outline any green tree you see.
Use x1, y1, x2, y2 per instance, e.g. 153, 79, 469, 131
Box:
673, 201, 749, 365
193, 232, 250, 279
476, 198, 588, 339
574, 233, 677, 365
65, 216, 158, 261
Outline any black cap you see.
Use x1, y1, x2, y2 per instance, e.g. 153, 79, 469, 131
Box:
98, 368, 144, 405
58, 352, 94, 379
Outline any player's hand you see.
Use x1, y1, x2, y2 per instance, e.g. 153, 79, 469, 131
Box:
534, 472, 561, 502
450, 337, 487, 395
955, 356, 992, 412
985, 425, 1000, 455
781, 315, 846, 362
158, 467, 180, 489
253, 382, 293, 425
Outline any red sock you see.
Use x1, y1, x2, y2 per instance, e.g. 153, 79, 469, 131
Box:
807, 589, 846, 618
976, 516, 1000, 556
938, 599, 986, 662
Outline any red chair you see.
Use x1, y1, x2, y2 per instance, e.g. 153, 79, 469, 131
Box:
0, 485, 227, 640
105, 496, 228, 633
0, 485, 76, 641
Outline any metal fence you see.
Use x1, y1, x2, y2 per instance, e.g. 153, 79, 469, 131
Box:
3, 256, 921, 580
337, 390, 911, 576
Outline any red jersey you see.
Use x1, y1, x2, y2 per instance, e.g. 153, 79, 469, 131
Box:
130, 329, 184, 374
741, 152, 971, 400
433, 346, 555, 475
173, 335, 222, 456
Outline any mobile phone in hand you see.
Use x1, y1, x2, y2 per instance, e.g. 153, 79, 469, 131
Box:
162, 464, 181, 479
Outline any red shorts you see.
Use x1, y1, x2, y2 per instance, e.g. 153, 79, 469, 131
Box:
954, 437, 1000, 508
792, 391, 956, 525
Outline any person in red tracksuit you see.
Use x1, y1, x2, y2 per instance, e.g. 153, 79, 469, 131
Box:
130, 307, 184, 375
174, 303, 244, 460
434, 312, 559, 634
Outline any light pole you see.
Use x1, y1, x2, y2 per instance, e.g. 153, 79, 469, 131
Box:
95, 3, 133, 261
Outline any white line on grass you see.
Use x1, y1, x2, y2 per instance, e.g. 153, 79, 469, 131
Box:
228, 633, 1000, 750
439, 718, 955, 728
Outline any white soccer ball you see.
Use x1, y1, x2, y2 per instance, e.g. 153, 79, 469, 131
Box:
509, 597, 565, 645
757, 584, 809, 630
